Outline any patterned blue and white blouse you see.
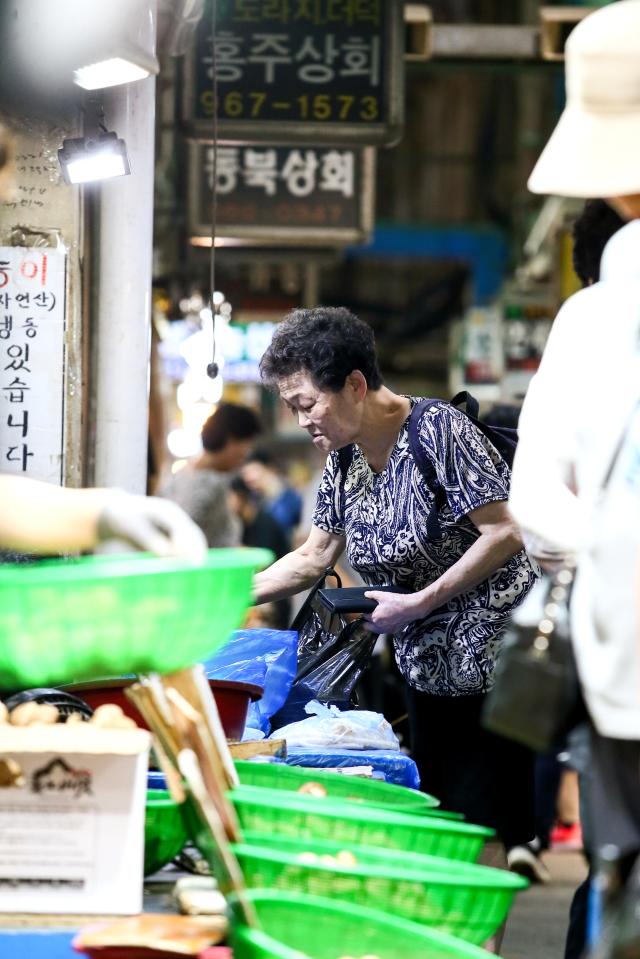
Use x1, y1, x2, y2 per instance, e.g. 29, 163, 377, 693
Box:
312, 398, 538, 696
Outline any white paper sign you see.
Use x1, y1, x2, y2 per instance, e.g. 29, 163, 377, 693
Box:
0, 747, 148, 915
0, 246, 66, 484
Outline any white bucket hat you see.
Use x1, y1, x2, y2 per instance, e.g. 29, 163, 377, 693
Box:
528, 0, 640, 198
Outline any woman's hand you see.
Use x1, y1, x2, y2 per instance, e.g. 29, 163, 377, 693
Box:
361, 590, 428, 633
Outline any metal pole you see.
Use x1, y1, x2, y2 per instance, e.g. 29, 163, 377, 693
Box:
92, 3, 157, 494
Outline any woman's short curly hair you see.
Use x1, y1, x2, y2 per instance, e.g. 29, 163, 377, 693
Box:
259, 306, 383, 392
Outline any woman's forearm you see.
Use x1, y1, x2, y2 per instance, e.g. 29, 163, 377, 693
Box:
254, 529, 345, 604
416, 524, 523, 614
254, 548, 324, 603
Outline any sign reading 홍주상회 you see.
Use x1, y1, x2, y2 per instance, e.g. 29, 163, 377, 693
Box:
184, 0, 405, 145
188, 141, 375, 245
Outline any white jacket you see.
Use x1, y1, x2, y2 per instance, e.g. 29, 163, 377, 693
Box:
510, 220, 640, 739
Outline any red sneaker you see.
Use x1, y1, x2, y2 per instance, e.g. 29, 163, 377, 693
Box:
550, 822, 583, 851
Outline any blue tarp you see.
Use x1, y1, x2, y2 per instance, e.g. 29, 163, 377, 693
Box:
283, 746, 421, 790
0, 932, 76, 958
202, 628, 298, 734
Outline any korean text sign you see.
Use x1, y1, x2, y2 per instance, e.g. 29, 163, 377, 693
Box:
0, 247, 66, 484
188, 143, 374, 244
184, 0, 404, 145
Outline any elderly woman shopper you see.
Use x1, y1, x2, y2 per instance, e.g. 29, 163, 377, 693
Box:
254, 306, 538, 850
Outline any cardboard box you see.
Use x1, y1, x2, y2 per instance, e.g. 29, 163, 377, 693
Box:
0, 724, 151, 915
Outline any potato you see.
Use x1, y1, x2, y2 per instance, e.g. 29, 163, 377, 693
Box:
35, 704, 59, 725
9, 701, 40, 726
335, 850, 357, 867
91, 704, 125, 726
296, 852, 319, 864
65, 712, 85, 725
297, 781, 328, 798
107, 715, 138, 730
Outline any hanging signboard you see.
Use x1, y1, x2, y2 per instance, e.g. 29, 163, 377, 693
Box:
183, 0, 404, 146
188, 142, 375, 246
0, 246, 67, 484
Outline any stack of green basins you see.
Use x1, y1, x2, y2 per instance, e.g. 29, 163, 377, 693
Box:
195, 762, 529, 958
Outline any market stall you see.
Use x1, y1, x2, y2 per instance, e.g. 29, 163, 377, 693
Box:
0, 0, 596, 954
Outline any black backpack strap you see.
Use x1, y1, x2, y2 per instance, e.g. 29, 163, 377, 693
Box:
337, 443, 356, 517
450, 390, 479, 419
408, 399, 447, 539
452, 390, 518, 468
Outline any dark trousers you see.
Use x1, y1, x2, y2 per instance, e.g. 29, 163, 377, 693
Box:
535, 749, 564, 850
565, 875, 590, 959
589, 730, 640, 858
407, 687, 535, 848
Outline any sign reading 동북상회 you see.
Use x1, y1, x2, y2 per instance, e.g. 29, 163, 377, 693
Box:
188, 141, 375, 245
183, 0, 405, 146
0, 247, 66, 485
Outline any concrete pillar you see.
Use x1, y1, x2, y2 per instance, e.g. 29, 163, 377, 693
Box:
91, 3, 157, 494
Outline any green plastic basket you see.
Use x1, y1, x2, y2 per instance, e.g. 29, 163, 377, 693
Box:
231, 833, 527, 945
231, 889, 496, 959
234, 760, 439, 814
144, 788, 188, 877
229, 785, 492, 861
0, 548, 271, 689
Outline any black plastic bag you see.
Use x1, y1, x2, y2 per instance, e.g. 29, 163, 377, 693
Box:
290, 567, 346, 676
270, 569, 377, 730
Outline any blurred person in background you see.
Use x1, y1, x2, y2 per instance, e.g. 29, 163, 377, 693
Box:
229, 474, 291, 628
242, 448, 303, 548
510, 2, 640, 952
158, 402, 261, 548
253, 306, 538, 882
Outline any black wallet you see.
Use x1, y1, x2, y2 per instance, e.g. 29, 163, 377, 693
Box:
317, 585, 408, 614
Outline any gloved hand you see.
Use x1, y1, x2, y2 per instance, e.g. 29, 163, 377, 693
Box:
97, 491, 207, 560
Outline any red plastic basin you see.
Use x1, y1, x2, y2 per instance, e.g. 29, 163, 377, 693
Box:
65, 678, 263, 741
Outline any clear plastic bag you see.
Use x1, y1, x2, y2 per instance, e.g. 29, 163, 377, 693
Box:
271, 700, 400, 750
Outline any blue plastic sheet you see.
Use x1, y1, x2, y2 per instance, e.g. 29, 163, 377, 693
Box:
0, 931, 77, 959
202, 628, 298, 734
283, 747, 421, 790
148, 746, 420, 790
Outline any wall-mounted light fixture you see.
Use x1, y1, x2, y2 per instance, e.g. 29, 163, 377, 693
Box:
74, 57, 153, 91
58, 102, 130, 185
13, 0, 159, 97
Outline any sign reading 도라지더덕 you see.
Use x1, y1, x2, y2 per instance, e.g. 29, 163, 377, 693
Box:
183, 0, 405, 146
0, 247, 67, 485
188, 142, 375, 245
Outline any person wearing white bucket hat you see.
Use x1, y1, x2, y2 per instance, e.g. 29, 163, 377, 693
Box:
509, 0, 640, 944
527, 0, 640, 201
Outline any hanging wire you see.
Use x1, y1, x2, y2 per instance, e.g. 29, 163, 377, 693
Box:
206, 0, 220, 379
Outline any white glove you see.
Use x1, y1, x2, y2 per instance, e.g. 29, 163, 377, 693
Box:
97, 491, 207, 560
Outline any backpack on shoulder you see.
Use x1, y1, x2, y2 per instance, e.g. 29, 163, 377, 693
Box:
338, 390, 518, 539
